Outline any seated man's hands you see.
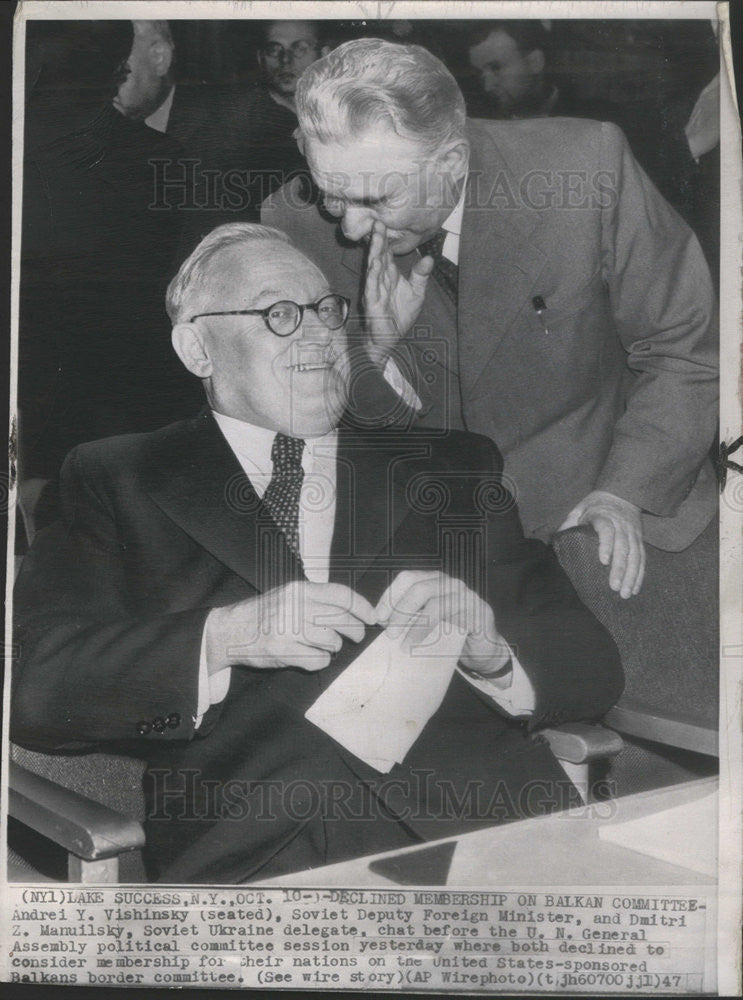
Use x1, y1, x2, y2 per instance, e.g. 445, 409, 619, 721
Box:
363, 221, 433, 366
559, 490, 646, 598
375, 570, 512, 685
206, 582, 377, 674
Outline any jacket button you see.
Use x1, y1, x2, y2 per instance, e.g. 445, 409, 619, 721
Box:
137, 720, 152, 736
153, 716, 166, 733
167, 713, 181, 728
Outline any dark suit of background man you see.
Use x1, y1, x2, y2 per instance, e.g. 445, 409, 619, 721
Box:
263, 38, 718, 612
19, 20, 195, 490
13, 223, 622, 884
114, 19, 323, 228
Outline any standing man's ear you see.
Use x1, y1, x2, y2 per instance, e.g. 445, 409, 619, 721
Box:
172, 323, 213, 378
437, 139, 470, 184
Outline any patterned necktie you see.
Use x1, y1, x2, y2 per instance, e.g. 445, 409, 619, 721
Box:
419, 229, 459, 305
262, 433, 305, 560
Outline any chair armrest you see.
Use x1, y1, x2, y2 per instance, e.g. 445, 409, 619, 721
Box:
8, 761, 145, 861
604, 701, 718, 757
541, 723, 624, 764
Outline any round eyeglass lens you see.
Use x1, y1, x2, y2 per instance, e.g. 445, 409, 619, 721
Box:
317, 295, 348, 329
266, 302, 301, 336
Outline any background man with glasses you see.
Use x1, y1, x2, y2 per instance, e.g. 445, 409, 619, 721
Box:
13, 223, 621, 884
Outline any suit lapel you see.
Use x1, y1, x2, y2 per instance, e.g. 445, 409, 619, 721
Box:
457, 122, 548, 390
145, 410, 303, 591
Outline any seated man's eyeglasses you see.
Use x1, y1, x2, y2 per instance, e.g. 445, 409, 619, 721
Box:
262, 40, 317, 61
190, 294, 350, 338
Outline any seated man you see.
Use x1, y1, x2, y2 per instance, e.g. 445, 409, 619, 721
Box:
12, 223, 622, 885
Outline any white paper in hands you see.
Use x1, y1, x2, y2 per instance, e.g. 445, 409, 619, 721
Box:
305, 622, 468, 773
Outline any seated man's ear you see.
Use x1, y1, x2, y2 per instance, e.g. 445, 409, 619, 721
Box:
172, 323, 213, 379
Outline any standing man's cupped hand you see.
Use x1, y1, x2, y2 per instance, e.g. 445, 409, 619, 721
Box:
363, 221, 433, 366
559, 490, 646, 598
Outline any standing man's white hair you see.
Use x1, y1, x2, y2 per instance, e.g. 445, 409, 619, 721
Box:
295, 37, 467, 153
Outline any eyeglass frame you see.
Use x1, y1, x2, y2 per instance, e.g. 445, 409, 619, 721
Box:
261, 40, 318, 61
189, 294, 351, 338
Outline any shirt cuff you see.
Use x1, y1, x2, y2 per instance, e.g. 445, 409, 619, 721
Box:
195, 624, 232, 729
383, 357, 422, 412
457, 648, 535, 717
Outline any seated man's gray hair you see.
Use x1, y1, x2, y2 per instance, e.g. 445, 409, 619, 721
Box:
166, 223, 292, 324
295, 37, 467, 152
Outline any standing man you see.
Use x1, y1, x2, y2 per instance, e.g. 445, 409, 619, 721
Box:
263, 38, 718, 603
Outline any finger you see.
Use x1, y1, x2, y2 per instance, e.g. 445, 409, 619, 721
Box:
307, 583, 377, 626
367, 220, 385, 262
384, 577, 448, 628
389, 578, 474, 632
592, 516, 615, 567
330, 619, 367, 645
619, 534, 640, 600
618, 525, 646, 599
375, 571, 442, 623
302, 625, 344, 654
632, 539, 646, 596
608, 528, 630, 593
409, 255, 434, 292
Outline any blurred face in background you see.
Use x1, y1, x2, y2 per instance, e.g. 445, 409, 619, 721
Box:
258, 21, 323, 101
114, 21, 174, 120
468, 28, 545, 117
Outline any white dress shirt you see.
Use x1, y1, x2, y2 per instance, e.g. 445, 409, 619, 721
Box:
196, 409, 535, 725
144, 85, 176, 133
382, 182, 466, 408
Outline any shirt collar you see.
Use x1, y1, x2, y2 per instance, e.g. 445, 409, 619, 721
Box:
441, 176, 467, 237
144, 84, 176, 133
212, 410, 337, 477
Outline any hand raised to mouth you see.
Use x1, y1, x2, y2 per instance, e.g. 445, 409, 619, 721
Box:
363, 221, 433, 366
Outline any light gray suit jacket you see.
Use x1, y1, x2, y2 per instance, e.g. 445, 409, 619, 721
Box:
264, 118, 718, 550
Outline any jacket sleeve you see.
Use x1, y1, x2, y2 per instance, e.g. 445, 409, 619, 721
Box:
472, 437, 624, 729
595, 121, 718, 515
12, 448, 217, 750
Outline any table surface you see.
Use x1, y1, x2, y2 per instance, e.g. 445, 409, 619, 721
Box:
260, 777, 718, 888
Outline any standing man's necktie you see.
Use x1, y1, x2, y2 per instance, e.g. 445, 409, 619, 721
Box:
419, 229, 459, 305
262, 433, 305, 560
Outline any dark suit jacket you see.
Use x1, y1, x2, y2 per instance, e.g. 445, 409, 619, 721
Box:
20, 106, 199, 477
263, 117, 718, 551
13, 412, 622, 883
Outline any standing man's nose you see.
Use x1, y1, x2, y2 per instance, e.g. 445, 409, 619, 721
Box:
341, 205, 374, 242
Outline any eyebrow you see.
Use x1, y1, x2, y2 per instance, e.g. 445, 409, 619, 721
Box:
319, 187, 389, 209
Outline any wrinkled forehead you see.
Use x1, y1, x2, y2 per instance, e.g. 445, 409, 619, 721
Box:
201, 241, 328, 302
305, 129, 429, 198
